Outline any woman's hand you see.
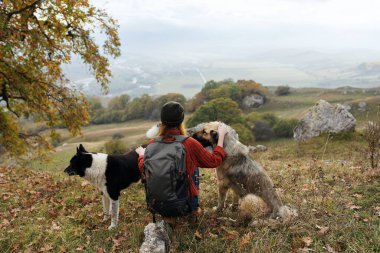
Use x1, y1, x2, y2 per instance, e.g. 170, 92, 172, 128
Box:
217, 124, 228, 148
217, 124, 228, 138
135, 146, 146, 156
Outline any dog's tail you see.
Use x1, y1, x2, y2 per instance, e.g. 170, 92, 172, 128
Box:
146, 123, 161, 139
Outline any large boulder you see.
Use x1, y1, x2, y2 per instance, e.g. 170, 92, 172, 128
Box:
242, 94, 264, 108
294, 100, 356, 141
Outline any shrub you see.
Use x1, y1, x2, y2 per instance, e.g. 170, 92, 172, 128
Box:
275, 85, 290, 96
273, 119, 298, 138
105, 139, 127, 155
112, 133, 124, 139
231, 123, 254, 145
186, 98, 244, 127
252, 120, 274, 141
246, 112, 279, 127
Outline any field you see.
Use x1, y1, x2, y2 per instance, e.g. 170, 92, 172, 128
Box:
1, 87, 380, 252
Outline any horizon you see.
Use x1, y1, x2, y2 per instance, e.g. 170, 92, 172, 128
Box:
65, 0, 380, 97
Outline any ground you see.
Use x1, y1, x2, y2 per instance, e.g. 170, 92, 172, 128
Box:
1, 126, 379, 252
1, 88, 380, 252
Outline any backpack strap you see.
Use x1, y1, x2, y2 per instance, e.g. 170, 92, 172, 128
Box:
154, 135, 188, 143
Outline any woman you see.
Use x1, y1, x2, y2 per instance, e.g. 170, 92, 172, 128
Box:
136, 101, 228, 215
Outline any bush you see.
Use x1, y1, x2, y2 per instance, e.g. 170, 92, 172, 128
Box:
231, 123, 254, 145
112, 133, 124, 139
186, 98, 244, 127
275, 85, 290, 96
273, 119, 298, 138
105, 139, 127, 154
252, 120, 274, 141
246, 112, 279, 127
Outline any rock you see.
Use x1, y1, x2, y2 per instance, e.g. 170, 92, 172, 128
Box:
294, 100, 356, 141
140, 221, 170, 253
358, 101, 367, 111
242, 94, 264, 108
342, 103, 352, 111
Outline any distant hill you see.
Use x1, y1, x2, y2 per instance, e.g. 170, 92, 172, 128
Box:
64, 49, 380, 98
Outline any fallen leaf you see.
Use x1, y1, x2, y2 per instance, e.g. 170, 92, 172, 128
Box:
81, 181, 89, 187
40, 245, 53, 252
111, 237, 124, 252
48, 212, 58, 217
352, 193, 363, 198
23, 247, 33, 253
316, 225, 329, 237
302, 237, 313, 247
1, 219, 10, 228
345, 202, 362, 210
326, 244, 337, 253
194, 230, 202, 239
238, 232, 254, 250
349, 205, 362, 210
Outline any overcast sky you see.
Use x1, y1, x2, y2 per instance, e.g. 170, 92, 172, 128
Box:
92, 0, 380, 56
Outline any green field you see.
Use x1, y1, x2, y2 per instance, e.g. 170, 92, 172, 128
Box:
1, 87, 380, 252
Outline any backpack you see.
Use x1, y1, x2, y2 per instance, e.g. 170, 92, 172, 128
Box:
142, 135, 193, 218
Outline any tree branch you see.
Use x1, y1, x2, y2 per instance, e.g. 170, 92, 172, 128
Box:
7, 0, 44, 18
1, 81, 20, 117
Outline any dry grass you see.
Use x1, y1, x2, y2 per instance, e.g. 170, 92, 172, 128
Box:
1, 134, 379, 252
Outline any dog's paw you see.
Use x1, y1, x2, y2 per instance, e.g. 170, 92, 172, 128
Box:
108, 224, 116, 230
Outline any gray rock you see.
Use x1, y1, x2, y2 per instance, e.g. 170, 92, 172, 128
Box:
358, 101, 367, 111
140, 221, 170, 253
242, 94, 264, 108
342, 103, 352, 111
294, 100, 356, 141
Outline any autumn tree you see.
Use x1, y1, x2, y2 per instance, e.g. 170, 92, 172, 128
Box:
186, 98, 244, 127
0, 0, 120, 154
108, 94, 130, 110
186, 98, 254, 144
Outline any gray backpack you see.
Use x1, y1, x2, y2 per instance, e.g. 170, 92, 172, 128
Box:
142, 135, 193, 218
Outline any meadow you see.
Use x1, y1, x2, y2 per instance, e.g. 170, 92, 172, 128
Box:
1, 87, 379, 252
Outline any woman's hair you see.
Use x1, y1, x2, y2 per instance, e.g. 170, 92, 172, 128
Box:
158, 123, 187, 136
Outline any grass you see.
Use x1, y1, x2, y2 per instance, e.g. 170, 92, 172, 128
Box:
2, 87, 380, 252
1, 132, 379, 252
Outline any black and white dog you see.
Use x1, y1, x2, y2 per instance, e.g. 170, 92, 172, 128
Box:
64, 144, 142, 229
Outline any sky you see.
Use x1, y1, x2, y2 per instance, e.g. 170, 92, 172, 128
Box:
93, 0, 380, 55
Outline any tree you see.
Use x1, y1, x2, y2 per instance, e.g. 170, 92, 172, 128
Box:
186, 98, 244, 127
275, 85, 290, 96
0, 0, 120, 154
108, 94, 130, 110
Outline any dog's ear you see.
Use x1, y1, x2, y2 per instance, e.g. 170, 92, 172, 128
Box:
78, 144, 87, 153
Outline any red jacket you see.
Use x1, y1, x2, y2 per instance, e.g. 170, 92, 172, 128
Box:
138, 129, 226, 197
